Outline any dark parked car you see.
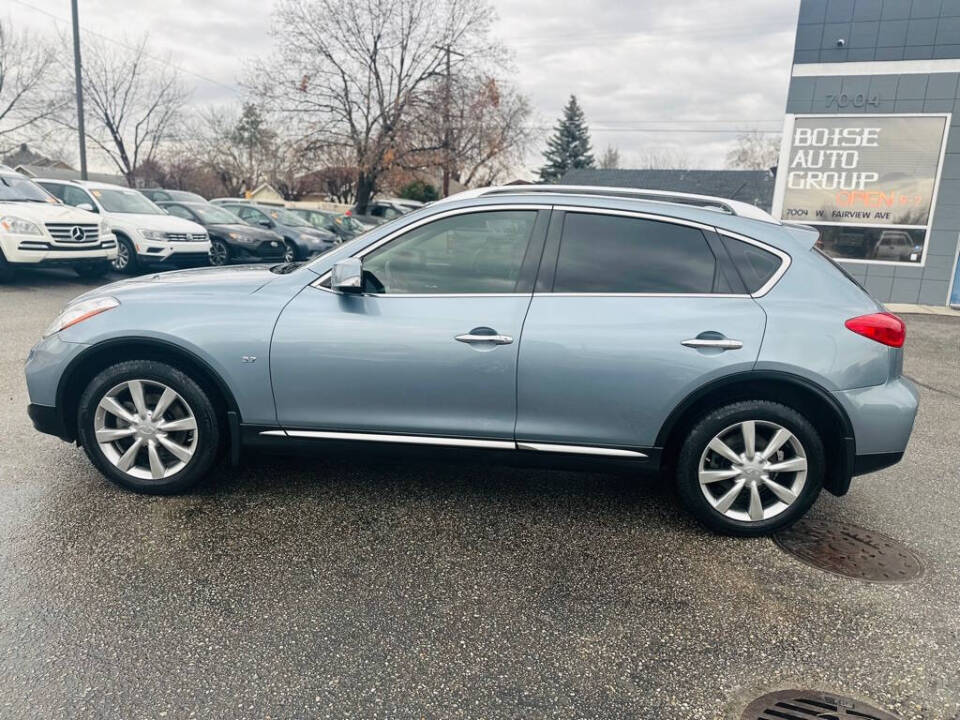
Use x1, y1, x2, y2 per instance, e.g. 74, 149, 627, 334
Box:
213, 201, 337, 261
289, 207, 368, 242
141, 188, 208, 204
349, 198, 424, 226
157, 201, 286, 266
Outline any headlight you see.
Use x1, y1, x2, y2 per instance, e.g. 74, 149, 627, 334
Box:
0, 216, 42, 235
228, 232, 256, 243
43, 297, 120, 338
138, 228, 167, 241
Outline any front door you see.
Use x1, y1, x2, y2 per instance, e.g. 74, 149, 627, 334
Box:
516, 209, 770, 452
270, 207, 549, 441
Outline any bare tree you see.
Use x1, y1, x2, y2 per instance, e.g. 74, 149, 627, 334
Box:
197, 104, 277, 196
599, 145, 620, 170
253, 0, 503, 212
0, 21, 66, 152
79, 37, 188, 186
409, 73, 531, 188
635, 147, 690, 169
726, 130, 781, 170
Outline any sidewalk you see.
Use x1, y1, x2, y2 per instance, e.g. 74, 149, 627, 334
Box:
886, 303, 960, 317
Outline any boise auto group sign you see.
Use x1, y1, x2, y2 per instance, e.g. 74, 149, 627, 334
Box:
779, 115, 948, 227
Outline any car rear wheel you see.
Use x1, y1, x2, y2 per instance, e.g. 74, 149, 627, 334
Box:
77, 360, 220, 494
112, 236, 139, 274
209, 238, 230, 266
675, 400, 824, 536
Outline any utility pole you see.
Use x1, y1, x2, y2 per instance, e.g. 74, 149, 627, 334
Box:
70, 0, 88, 180
436, 43, 464, 198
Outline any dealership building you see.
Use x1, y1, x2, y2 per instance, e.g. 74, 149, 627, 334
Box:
778, 0, 960, 307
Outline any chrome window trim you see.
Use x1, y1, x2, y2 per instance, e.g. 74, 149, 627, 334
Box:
260, 429, 647, 458
311, 204, 550, 296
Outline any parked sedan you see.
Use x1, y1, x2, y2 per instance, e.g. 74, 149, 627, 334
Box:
289, 207, 368, 242
349, 198, 424, 226
214, 201, 337, 261
24, 185, 918, 537
157, 201, 286, 266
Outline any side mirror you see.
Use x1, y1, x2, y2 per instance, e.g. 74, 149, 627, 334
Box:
331, 258, 363, 293
77, 202, 97, 213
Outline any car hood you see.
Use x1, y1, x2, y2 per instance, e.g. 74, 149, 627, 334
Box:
207, 223, 281, 240
69, 264, 282, 305
106, 212, 205, 233
0, 200, 101, 225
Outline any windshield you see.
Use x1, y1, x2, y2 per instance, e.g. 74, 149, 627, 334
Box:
0, 174, 57, 203
94, 188, 163, 214
191, 204, 243, 224
266, 207, 312, 227
338, 214, 367, 232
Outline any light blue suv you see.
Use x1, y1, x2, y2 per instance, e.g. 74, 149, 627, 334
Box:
24, 186, 918, 535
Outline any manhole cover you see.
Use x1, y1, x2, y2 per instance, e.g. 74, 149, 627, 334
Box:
741, 690, 901, 720
774, 518, 923, 583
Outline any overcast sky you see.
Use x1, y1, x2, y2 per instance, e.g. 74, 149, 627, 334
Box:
5, 0, 801, 173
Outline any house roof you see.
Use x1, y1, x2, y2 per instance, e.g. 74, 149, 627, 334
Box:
15, 163, 128, 186
1, 144, 72, 170
559, 168, 776, 212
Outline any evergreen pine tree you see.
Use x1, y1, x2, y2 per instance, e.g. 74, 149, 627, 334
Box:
539, 95, 595, 182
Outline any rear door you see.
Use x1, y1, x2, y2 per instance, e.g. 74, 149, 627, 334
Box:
515, 208, 769, 453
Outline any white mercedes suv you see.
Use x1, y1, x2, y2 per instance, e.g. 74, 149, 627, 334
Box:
36, 179, 210, 274
0, 166, 116, 281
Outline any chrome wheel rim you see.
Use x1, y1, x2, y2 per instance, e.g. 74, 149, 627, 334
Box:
210, 241, 228, 265
112, 242, 129, 271
698, 420, 807, 523
283, 243, 296, 263
93, 379, 198, 480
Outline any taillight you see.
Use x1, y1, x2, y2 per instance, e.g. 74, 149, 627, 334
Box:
845, 312, 906, 348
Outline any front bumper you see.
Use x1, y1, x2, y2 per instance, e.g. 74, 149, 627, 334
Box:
135, 239, 211, 265
28, 403, 72, 441
228, 239, 286, 261
1, 232, 117, 264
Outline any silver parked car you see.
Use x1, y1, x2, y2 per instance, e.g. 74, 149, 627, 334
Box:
24, 186, 918, 535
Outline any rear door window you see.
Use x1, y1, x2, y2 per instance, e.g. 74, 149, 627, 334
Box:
552, 213, 719, 294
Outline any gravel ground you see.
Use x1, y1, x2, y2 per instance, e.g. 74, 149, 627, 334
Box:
1, 268, 958, 720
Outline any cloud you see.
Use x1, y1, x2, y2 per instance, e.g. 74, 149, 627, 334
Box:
5, 0, 800, 170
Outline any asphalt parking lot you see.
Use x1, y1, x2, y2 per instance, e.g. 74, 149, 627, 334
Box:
1, 268, 958, 720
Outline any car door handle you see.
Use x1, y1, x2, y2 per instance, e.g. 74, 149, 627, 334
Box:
455, 332, 513, 345
681, 338, 743, 350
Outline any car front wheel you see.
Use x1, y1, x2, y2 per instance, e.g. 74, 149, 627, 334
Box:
675, 400, 824, 536
77, 360, 220, 494
282, 240, 297, 263
209, 238, 230, 266
112, 236, 139, 274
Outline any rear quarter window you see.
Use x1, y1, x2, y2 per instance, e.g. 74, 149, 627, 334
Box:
720, 236, 783, 293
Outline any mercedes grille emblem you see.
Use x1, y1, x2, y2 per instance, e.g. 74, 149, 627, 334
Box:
70, 226, 85, 242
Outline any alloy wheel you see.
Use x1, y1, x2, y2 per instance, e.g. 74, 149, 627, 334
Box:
698, 420, 807, 523
209, 240, 229, 266
283, 242, 296, 263
112, 242, 129, 271
93, 379, 198, 481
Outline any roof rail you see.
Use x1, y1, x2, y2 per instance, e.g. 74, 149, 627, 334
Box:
436, 184, 778, 224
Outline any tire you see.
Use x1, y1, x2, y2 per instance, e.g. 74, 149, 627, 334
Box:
282, 240, 298, 263
675, 400, 824, 537
209, 238, 230, 266
112, 235, 139, 274
0, 250, 13, 283
74, 261, 112, 279
77, 360, 221, 494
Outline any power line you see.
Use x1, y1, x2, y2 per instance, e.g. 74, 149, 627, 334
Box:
9, 0, 243, 97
